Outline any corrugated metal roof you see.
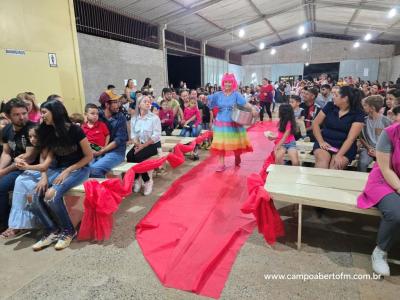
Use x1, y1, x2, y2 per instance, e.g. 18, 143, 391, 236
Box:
94, 0, 400, 53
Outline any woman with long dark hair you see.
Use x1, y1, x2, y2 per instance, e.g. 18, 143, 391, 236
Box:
312, 86, 365, 169
30, 100, 93, 251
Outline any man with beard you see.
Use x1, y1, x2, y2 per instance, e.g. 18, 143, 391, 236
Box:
0, 99, 36, 231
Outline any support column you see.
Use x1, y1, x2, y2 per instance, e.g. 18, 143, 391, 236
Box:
159, 24, 168, 87
201, 41, 207, 87
225, 49, 230, 62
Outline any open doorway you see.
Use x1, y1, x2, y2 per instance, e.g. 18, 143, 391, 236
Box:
303, 62, 340, 81
167, 50, 201, 90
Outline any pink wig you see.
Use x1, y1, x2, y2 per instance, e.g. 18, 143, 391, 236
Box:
221, 73, 238, 91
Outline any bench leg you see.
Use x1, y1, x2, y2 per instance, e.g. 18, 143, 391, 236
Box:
297, 204, 302, 250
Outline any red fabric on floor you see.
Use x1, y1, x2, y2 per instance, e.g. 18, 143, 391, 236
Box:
78, 131, 214, 241
136, 121, 278, 298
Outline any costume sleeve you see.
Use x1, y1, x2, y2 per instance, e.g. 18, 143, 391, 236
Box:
207, 93, 218, 109
235, 92, 246, 106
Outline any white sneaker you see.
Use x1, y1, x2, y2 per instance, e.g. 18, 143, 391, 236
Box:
133, 177, 142, 193
143, 180, 153, 196
371, 246, 390, 276
54, 231, 76, 251
32, 232, 59, 251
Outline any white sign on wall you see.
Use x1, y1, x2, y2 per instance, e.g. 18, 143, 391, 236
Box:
5, 49, 25, 55
363, 68, 369, 77
48, 53, 57, 67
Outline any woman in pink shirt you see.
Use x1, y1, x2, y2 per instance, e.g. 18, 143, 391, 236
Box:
180, 97, 201, 137
358, 123, 400, 277
18, 92, 41, 123
268, 104, 299, 165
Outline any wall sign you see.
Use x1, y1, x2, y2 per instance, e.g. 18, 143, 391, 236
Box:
5, 49, 25, 55
48, 53, 58, 67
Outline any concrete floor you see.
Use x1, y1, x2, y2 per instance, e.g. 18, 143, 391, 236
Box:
1, 151, 400, 300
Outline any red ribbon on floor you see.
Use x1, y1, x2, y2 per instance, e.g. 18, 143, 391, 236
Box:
241, 151, 285, 245
78, 131, 213, 241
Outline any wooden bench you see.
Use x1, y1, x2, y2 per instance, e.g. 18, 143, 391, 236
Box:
172, 129, 206, 136
265, 164, 380, 250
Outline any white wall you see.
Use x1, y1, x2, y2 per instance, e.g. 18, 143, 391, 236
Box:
241, 37, 396, 84
339, 59, 379, 81
228, 63, 243, 85
242, 37, 395, 65
390, 55, 400, 82
77, 33, 166, 104
203, 56, 228, 86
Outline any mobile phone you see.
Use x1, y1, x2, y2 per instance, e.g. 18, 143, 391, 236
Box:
327, 146, 339, 153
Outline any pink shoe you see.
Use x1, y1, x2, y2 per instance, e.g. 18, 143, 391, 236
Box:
215, 165, 226, 172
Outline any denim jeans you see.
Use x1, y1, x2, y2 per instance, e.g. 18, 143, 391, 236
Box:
88, 151, 125, 178
30, 166, 90, 234
0, 170, 23, 228
180, 124, 202, 137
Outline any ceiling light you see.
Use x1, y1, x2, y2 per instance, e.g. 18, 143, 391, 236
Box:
302, 42, 308, 50
353, 41, 360, 48
364, 33, 372, 41
270, 48, 276, 55
305, 62, 310, 66
298, 25, 305, 35
259, 42, 265, 50
238, 29, 245, 38
388, 8, 397, 18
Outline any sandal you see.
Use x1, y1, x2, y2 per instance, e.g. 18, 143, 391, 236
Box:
0, 228, 29, 239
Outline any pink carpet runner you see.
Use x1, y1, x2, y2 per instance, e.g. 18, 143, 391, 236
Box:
136, 121, 276, 298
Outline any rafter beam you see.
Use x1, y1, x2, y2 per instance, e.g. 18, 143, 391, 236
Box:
224, 22, 305, 49
201, 3, 305, 40
375, 19, 400, 39
318, 0, 391, 12
344, 0, 366, 35
303, 0, 316, 32
246, 0, 282, 41
153, 0, 224, 24
317, 20, 400, 35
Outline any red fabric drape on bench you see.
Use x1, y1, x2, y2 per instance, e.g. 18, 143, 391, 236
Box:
78, 131, 213, 241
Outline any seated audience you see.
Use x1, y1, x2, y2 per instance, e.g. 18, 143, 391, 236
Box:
289, 95, 307, 140
358, 121, 400, 276
89, 92, 128, 178
127, 96, 161, 196
300, 87, 321, 141
69, 113, 84, 126
180, 96, 201, 137
0, 99, 36, 232
0, 115, 10, 154
82, 103, 110, 154
315, 84, 333, 108
159, 100, 174, 136
17, 92, 41, 123
1, 126, 53, 238
313, 86, 365, 170
30, 100, 93, 250
359, 96, 391, 172
383, 89, 400, 117
269, 104, 299, 166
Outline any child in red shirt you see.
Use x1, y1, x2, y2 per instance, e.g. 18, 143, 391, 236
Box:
82, 103, 110, 156
159, 100, 174, 136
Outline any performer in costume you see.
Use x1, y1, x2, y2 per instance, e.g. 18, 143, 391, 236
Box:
208, 73, 258, 172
